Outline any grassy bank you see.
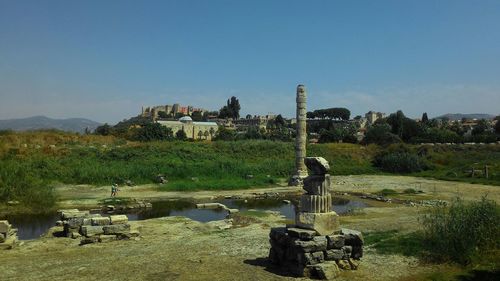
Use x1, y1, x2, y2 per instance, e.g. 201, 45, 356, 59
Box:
1, 131, 499, 208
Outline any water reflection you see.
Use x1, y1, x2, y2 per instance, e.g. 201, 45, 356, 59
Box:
5, 196, 367, 240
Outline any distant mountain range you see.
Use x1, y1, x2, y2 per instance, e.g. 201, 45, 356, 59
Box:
0, 116, 102, 133
435, 113, 496, 121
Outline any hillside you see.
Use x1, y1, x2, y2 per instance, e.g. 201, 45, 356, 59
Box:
0, 116, 101, 133
435, 113, 496, 120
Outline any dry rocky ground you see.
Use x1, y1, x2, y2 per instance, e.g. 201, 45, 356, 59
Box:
1, 175, 498, 281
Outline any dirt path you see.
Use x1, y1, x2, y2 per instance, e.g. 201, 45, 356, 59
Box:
56, 175, 499, 208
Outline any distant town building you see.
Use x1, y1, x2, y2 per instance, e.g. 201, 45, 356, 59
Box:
157, 116, 218, 141
142, 104, 207, 120
233, 114, 277, 130
365, 111, 386, 125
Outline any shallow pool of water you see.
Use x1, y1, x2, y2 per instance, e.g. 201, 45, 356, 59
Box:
5, 196, 367, 240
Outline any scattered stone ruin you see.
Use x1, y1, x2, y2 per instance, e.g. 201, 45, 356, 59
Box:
269, 157, 364, 279
56, 209, 139, 245
0, 220, 18, 250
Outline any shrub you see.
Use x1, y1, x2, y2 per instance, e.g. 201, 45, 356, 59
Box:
0, 162, 56, 208
364, 124, 401, 146
403, 188, 418, 194
377, 189, 398, 196
374, 152, 424, 173
420, 196, 500, 265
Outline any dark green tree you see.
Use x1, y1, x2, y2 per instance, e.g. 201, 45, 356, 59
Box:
363, 123, 401, 146
191, 111, 203, 121
175, 129, 187, 140
495, 116, 500, 134
274, 114, 286, 127
135, 123, 173, 141
218, 96, 241, 119
422, 112, 429, 123
95, 123, 113, 136
157, 111, 169, 119
472, 119, 489, 135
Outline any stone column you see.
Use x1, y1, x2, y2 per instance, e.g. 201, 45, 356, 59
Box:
295, 85, 308, 179
295, 157, 339, 235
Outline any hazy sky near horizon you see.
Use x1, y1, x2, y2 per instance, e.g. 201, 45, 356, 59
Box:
1, 0, 499, 124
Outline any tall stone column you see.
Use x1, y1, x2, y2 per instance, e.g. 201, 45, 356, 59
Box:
294, 84, 309, 180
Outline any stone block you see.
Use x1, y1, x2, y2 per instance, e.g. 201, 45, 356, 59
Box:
98, 235, 116, 243
326, 234, 345, 249
311, 262, 340, 280
300, 195, 332, 213
295, 212, 340, 235
269, 227, 289, 245
116, 230, 140, 240
348, 258, 361, 270
91, 217, 110, 226
109, 215, 128, 225
8, 228, 17, 237
303, 175, 331, 196
57, 209, 78, 217
351, 246, 363, 259
304, 157, 330, 175
71, 232, 82, 239
297, 252, 322, 266
61, 210, 89, 220
82, 218, 92, 226
80, 236, 99, 245
0, 235, 17, 250
103, 224, 130, 235
324, 249, 344, 261
336, 259, 351, 270
80, 225, 104, 237
342, 228, 364, 246
293, 236, 327, 253
342, 246, 352, 259
66, 217, 85, 228
0, 220, 11, 234
287, 227, 316, 240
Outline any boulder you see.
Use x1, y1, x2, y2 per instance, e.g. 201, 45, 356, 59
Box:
109, 215, 128, 225
304, 157, 330, 175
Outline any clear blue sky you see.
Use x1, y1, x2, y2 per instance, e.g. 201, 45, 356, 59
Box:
1, 0, 499, 123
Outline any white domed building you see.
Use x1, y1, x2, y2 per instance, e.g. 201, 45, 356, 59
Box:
156, 116, 218, 140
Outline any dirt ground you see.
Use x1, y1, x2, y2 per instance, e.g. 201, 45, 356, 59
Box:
1, 175, 498, 281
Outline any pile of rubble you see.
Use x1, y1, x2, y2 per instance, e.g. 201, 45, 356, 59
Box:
0, 220, 18, 250
57, 209, 139, 245
269, 157, 364, 279
269, 227, 363, 279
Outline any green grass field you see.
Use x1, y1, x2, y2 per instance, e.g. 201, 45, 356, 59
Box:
1, 131, 499, 207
